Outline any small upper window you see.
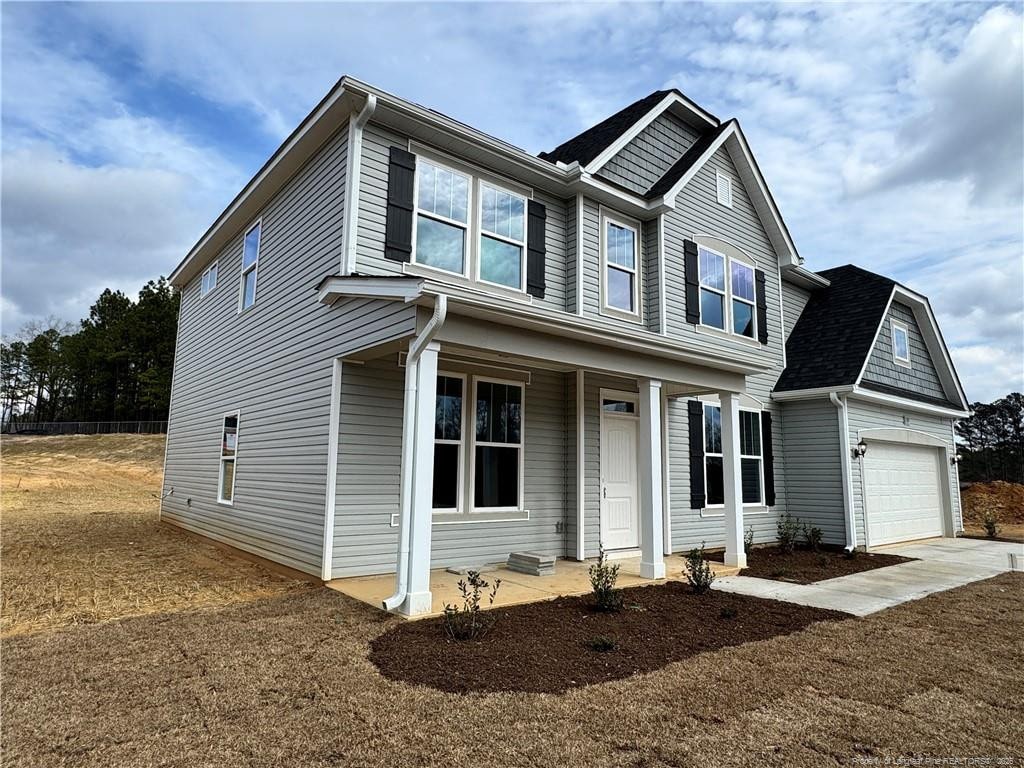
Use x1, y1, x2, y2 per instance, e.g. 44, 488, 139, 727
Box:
201, 263, 218, 297
716, 172, 733, 208
240, 222, 261, 310
892, 321, 911, 366
479, 183, 526, 289
415, 160, 470, 275
603, 216, 640, 317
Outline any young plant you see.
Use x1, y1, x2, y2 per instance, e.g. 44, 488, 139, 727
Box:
586, 636, 618, 653
589, 548, 623, 612
719, 605, 738, 619
684, 542, 715, 594
983, 511, 999, 538
802, 523, 823, 552
777, 513, 800, 554
442, 570, 501, 641
744, 525, 755, 553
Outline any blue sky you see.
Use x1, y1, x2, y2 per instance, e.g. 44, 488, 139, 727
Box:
2, 2, 1022, 401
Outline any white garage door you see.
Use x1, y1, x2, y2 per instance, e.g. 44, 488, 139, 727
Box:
864, 442, 944, 545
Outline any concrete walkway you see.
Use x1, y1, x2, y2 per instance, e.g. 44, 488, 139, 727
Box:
712, 537, 1023, 616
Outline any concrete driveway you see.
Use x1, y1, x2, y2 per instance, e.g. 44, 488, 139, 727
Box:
712, 537, 1023, 616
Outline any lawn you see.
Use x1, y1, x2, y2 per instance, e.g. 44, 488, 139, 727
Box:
2, 436, 1023, 767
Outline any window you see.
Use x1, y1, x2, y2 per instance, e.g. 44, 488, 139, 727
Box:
218, 414, 239, 504
433, 375, 465, 511
473, 379, 523, 510
479, 183, 526, 289
892, 321, 911, 366
602, 398, 636, 413
415, 159, 470, 275
603, 216, 640, 317
201, 263, 218, 296
716, 172, 733, 207
703, 404, 764, 507
240, 222, 261, 310
697, 244, 757, 340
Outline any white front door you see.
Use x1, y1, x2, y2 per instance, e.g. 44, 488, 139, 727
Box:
864, 442, 945, 545
601, 413, 640, 550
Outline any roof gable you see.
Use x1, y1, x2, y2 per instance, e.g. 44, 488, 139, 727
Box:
861, 301, 948, 402
597, 111, 701, 195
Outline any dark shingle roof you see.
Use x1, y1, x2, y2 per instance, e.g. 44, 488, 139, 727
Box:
644, 120, 734, 199
775, 265, 896, 392
539, 90, 673, 167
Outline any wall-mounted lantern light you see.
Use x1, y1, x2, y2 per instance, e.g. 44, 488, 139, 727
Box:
852, 439, 868, 459
951, 453, 963, 466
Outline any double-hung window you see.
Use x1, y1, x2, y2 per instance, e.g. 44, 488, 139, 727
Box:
892, 321, 911, 366
473, 379, 523, 511
603, 216, 640, 317
432, 375, 465, 511
698, 245, 757, 340
240, 221, 261, 310
201, 263, 218, 296
218, 414, 239, 504
415, 160, 470, 275
703, 404, 764, 507
479, 183, 526, 289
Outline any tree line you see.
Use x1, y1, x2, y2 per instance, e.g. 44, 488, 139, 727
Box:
1, 279, 179, 428
955, 393, 1024, 484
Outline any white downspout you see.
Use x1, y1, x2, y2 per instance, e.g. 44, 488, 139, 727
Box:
830, 393, 858, 552
383, 295, 447, 611
340, 93, 377, 276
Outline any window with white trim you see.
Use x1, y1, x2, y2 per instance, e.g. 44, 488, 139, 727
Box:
201, 262, 218, 296
240, 222, 261, 310
473, 378, 523, 510
479, 183, 526, 289
433, 375, 465, 511
892, 321, 911, 366
218, 414, 238, 503
602, 215, 640, 317
703, 404, 764, 507
414, 159, 470, 275
716, 172, 733, 207
698, 244, 757, 340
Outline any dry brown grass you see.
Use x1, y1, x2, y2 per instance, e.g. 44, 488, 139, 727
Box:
962, 481, 1024, 541
1, 434, 309, 637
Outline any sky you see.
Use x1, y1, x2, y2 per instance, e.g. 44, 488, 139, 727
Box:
1, 1, 1022, 402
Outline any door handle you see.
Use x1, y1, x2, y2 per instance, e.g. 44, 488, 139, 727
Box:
603, 486, 607, 498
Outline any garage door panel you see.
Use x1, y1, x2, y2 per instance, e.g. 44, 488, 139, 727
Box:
864, 442, 943, 545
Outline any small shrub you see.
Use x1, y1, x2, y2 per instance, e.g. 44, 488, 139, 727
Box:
777, 513, 800, 554
589, 548, 623, 612
744, 525, 755, 553
442, 570, 501, 641
817, 554, 830, 568
769, 568, 789, 578
719, 605, 738, 619
587, 636, 617, 653
685, 542, 715, 594
802, 523, 823, 552
984, 511, 999, 538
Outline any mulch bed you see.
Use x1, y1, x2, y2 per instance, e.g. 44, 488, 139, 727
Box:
368, 581, 847, 694
708, 545, 914, 584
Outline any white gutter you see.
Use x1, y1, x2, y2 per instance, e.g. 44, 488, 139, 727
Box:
341, 93, 377, 275
830, 393, 858, 552
383, 295, 448, 611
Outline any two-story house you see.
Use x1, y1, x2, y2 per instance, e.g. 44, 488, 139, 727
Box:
162, 78, 970, 616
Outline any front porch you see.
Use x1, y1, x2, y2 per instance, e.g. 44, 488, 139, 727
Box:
328, 554, 741, 617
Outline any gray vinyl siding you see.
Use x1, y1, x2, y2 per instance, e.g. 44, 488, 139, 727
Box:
599, 112, 700, 195
845, 399, 962, 543
566, 196, 579, 314
781, 280, 812, 341
643, 218, 661, 333
353, 121, 570, 313
862, 302, 946, 401
162, 122, 390, 576
779, 399, 847, 545
331, 357, 572, 577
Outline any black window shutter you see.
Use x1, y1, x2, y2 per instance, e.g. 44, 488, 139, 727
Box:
684, 239, 700, 324
761, 411, 776, 506
384, 146, 416, 262
687, 400, 706, 509
526, 200, 546, 299
755, 269, 769, 345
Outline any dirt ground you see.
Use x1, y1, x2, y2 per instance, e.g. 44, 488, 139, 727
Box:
1, 434, 309, 637
2, 436, 1023, 766
961, 481, 1024, 541
708, 546, 913, 584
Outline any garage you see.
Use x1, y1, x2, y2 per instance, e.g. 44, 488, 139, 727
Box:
863, 441, 945, 545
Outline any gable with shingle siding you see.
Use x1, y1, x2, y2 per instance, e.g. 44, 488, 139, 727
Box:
861, 301, 946, 401
598, 112, 700, 195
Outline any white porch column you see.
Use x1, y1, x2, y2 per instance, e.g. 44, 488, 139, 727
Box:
403, 341, 439, 616
719, 391, 747, 568
638, 378, 666, 579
